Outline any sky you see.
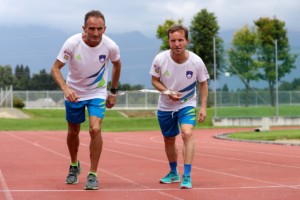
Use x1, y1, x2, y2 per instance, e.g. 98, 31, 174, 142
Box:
1, 0, 299, 38
0, 0, 299, 90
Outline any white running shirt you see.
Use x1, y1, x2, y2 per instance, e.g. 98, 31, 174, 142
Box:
57, 33, 120, 101
149, 50, 210, 111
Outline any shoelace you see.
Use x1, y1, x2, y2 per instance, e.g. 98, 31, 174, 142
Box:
69, 166, 79, 174
87, 175, 96, 181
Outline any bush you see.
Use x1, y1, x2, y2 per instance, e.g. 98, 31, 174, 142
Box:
13, 98, 25, 109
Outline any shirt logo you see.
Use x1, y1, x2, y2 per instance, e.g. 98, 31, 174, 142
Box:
154, 64, 160, 74
99, 55, 106, 63
163, 70, 170, 76
63, 50, 71, 60
186, 71, 193, 79
75, 54, 81, 60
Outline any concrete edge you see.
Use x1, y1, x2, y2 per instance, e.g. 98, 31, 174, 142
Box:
214, 132, 300, 146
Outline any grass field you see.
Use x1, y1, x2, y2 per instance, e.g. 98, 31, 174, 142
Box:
0, 107, 300, 141
0, 108, 214, 131
214, 105, 300, 117
227, 129, 300, 141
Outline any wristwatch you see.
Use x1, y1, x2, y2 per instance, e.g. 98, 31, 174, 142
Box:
110, 87, 118, 95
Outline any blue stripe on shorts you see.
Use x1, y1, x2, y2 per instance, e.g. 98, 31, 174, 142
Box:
157, 106, 196, 137
65, 98, 106, 124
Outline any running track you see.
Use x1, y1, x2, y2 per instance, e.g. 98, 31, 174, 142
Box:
0, 127, 300, 200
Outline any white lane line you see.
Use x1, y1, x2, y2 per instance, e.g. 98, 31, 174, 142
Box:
197, 153, 300, 169
5, 132, 300, 194
150, 132, 300, 158
103, 148, 300, 190
114, 136, 300, 170
3, 132, 183, 200
1, 184, 300, 192
17, 131, 300, 190
0, 169, 14, 200
198, 145, 300, 158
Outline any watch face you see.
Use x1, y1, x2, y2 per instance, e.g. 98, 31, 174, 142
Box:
110, 88, 118, 94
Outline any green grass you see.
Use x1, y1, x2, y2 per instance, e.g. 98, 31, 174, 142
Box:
0, 108, 214, 131
227, 130, 300, 141
0, 109, 71, 131
0, 109, 161, 131
215, 105, 300, 117
0, 107, 299, 143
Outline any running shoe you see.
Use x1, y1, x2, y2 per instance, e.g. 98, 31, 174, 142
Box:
65, 161, 81, 184
84, 174, 99, 190
180, 175, 192, 189
159, 171, 180, 184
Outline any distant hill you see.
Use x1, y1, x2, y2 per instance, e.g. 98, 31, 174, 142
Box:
0, 26, 161, 88
0, 26, 299, 90
107, 31, 161, 87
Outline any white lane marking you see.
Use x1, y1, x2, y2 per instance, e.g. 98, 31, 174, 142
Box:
0, 169, 14, 200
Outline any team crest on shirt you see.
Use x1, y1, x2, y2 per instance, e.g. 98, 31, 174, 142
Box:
63, 50, 71, 60
186, 71, 193, 79
154, 64, 160, 74
99, 55, 106, 63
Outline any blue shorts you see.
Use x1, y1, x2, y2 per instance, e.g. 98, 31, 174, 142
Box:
157, 106, 196, 137
65, 98, 106, 124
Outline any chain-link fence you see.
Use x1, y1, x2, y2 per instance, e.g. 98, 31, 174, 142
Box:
11, 90, 300, 110
0, 86, 13, 108
211, 90, 300, 107
13, 90, 161, 109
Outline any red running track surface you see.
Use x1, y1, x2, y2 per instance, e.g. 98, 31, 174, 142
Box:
0, 127, 300, 200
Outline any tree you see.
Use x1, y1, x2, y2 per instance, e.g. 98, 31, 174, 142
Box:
222, 84, 229, 92
254, 17, 298, 106
279, 78, 300, 91
228, 25, 259, 106
156, 19, 183, 50
0, 65, 14, 88
279, 81, 293, 91
107, 81, 144, 91
29, 69, 58, 90
189, 9, 224, 80
291, 78, 300, 90
13, 64, 31, 90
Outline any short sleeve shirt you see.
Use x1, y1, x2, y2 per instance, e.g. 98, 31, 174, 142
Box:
57, 33, 120, 101
149, 50, 210, 111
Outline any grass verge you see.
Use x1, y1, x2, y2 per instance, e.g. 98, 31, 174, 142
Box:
0, 108, 299, 142
227, 129, 300, 141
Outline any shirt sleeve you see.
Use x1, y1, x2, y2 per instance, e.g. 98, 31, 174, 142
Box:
149, 56, 161, 78
56, 37, 74, 64
196, 58, 210, 82
109, 43, 120, 62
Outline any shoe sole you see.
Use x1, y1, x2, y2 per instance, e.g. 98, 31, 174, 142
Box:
180, 185, 192, 189
160, 179, 180, 184
65, 181, 79, 184
84, 187, 99, 190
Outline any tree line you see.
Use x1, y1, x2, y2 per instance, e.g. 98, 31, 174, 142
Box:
156, 9, 298, 106
0, 64, 58, 90
0, 64, 143, 91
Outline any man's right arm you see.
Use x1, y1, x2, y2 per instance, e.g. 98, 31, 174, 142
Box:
51, 59, 79, 102
151, 76, 181, 101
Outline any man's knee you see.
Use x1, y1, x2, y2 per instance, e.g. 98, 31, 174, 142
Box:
164, 136, 176, 145
89, 125, 101, 135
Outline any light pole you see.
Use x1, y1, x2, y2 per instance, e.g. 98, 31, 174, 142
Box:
274, 40, 279, 117
213, 37, 217, 118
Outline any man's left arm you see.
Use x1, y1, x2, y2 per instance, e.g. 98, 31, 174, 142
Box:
198, 80, 208, 123
106, 59, 121, 108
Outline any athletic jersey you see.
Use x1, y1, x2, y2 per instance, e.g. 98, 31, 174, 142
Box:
149, 50, 210, 111
57, 33, 120, 101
